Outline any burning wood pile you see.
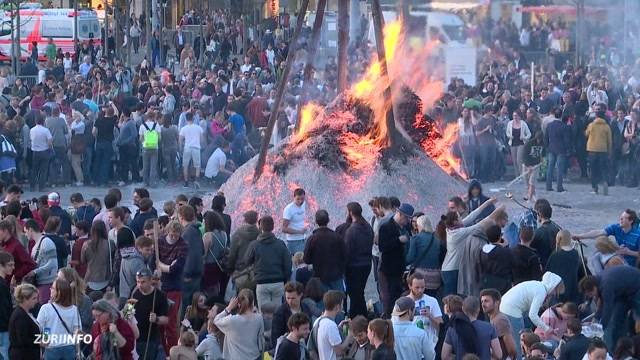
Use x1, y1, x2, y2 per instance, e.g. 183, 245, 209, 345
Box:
215, 18, 467, 231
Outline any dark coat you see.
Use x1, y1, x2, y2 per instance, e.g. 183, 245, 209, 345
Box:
9, 306, 41, 359
270, 301, 313, 349
304, 227, 347, 284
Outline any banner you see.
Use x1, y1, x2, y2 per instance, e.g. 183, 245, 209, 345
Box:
444, 45, 477, 86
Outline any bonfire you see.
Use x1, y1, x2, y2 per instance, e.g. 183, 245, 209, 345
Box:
216, 20, 467, 231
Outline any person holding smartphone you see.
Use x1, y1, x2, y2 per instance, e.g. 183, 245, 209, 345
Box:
406, 272, 443, 347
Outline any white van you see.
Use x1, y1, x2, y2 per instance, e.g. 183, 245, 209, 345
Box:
368, 10, 467, 45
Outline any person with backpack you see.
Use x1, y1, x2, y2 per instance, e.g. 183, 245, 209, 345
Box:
139, 109, 161, 188
24, 219, 58, 304
308, 290, 353, 360
274, 312, 311, 360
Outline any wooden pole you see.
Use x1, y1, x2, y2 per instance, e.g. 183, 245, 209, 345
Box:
252, 0, 310, 182
371, 0, 399, 148
294, 0, 327, 133
337, 0, 349, 94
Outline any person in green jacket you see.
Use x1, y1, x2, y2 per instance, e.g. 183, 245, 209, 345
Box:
45, 38, 57, 63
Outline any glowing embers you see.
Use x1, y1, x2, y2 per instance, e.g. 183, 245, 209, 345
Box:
421, 123, 466, 178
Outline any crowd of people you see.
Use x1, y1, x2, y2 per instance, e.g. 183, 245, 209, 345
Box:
0, 3, 638, 360
0, 178, 637, 360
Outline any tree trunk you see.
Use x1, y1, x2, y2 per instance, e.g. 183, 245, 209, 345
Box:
337, 0, 349, 94
252, 0, 311, 182
146, 0, 152, 62
294, 0, 327, 132
371, 0, 399, 149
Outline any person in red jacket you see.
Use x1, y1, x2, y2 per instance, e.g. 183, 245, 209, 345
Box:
91, 299, 136, 360
0, 219, 35, 284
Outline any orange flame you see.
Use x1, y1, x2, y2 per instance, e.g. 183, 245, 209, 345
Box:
291, 18, 464, 178
421, 123, 465, 178
293, 103, 323, 143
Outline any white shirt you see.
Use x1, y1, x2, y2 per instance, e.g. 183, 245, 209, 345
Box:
412, 294, 443, 344
314, 317, 341, 360
283, 201, 306, 241
205, 148, 227, 178
240, 64, 252, 73
179, 123, 203, 149
37, 303, 81, 347
30, 124, 52, 151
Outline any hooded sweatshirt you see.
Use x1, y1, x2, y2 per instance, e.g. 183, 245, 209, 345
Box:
499, 271, 562, 332
585, 117, 612, 153
118, 247, 146, 298
466, 180, 495, 224
244, 232, 291, 284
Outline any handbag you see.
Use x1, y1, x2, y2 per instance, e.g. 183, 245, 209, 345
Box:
231, 265, 255, 291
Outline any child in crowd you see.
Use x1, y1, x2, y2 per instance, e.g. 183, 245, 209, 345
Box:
196, 319, 223, 360
169, 330, 198, 360
292, 251, 312, 287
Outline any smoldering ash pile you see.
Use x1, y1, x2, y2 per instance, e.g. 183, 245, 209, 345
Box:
216, 20, 467, 231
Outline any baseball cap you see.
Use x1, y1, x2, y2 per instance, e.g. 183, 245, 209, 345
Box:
391, 296, 415, 317
136, 268, 153, 278
397, 203, 415, 218
47, 192, 60, 207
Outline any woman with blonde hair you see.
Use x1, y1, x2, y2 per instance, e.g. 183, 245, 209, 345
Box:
406, 215, 441, 296
588, 236, 625, 273
545, 230, 585, 303
9, 283, 40, 359
368, 318, 396, 359
214, 288, 264, 359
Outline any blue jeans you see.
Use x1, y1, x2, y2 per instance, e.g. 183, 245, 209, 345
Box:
0, 331, 8, 360
603, 291, 640, 349
286, 239, 306, 256
506, 314, 524, 360
82, 144, 93, 184
441, 270, 459, 297
94, 141, 113, 185
44, 345, 75, 360
546, 152, 566, 191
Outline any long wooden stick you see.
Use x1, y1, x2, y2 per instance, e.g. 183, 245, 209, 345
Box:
252, 0, 311, 182
371, 0, 399, 149
294, 0, 327, 133
337, 0, 349, 94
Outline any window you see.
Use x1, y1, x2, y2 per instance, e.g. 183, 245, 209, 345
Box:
18, 18, 36, 38
0, 21, 10, 37
42, 19, 72, 38
78, 20, 99, 38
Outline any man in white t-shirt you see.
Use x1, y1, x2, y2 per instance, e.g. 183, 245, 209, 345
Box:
282, 188, 307, 255
312, 291, 353, 360
204, 140, 232, 186
179, 112, 204, 189
407, 273, 443, 348
29, 116, 53, 192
